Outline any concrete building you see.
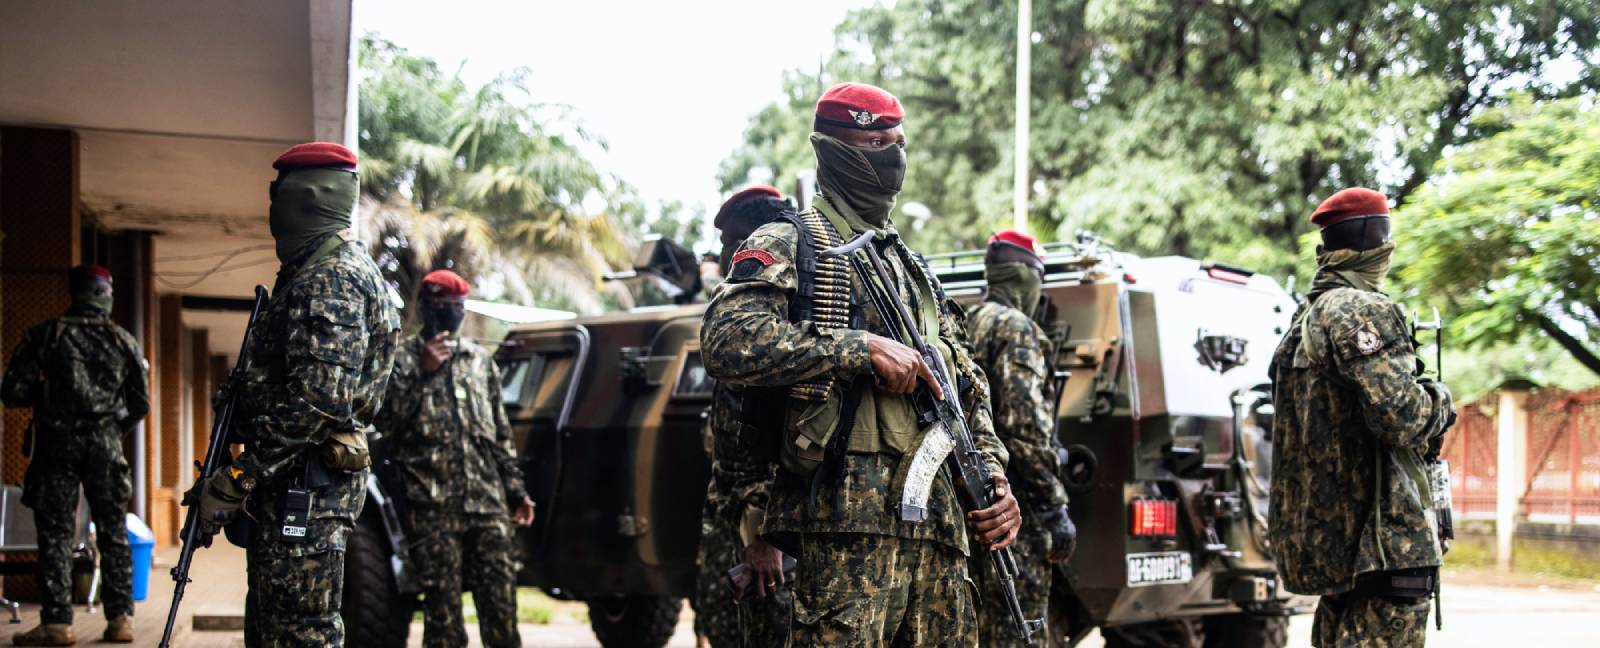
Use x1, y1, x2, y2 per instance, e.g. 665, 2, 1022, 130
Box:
0, 0, 356, 547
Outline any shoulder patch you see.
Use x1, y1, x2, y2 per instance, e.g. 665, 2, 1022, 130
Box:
731, 249, 776, 267
1347, 319, 1386, 356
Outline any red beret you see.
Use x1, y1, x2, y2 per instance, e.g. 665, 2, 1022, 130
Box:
421, 269, 470, 298
68, 264, 112, 284
815, 82, 904, 131
989, 229, 1043, 257
1310, 187, 1389, 228
273, 142, 358, 171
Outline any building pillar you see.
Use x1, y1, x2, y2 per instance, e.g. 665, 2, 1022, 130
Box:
0, 127, 80, 486
1496, 388, 1531, 572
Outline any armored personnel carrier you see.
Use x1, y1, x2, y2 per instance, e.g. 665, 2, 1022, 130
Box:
343, 235, 1309, 647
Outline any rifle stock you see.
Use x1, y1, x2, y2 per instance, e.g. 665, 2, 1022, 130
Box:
160, 285, 268, 648
822, 233, 1044, 644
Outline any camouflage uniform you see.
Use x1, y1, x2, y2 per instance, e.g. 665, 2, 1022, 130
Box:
693, 384, 790, 648
377, 335, 526, 648
233, 234, 399, 648
965, 300, 1070, 647
2, 311, 148, 626
701, 203, 1006, 646
1269, 283, 1452, 648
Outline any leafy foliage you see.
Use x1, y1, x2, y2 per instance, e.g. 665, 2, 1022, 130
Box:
1394, 95, 1600, 378
358, 35, 633, 315
721, 0, 1599, 282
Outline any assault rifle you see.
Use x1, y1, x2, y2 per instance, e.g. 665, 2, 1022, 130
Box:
160, 285, 269, 648
1411, 306, 1453, 631
821, 233, 1044, 644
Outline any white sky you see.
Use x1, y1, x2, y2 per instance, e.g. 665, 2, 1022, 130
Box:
359, 0, 879, 217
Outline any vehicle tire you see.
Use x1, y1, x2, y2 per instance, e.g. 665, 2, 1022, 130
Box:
341, 517, 416, 648
1202, 613, 1289, 648
1102, 618, 1204, 648
586, 595, 682, 648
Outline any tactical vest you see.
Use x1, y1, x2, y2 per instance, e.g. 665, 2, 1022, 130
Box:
737, 207, 963, 479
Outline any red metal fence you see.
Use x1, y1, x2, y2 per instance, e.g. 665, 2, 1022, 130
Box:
1442, 388, 1600, 524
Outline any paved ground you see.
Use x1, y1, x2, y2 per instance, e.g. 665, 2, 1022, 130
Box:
0, 548, 1594, 647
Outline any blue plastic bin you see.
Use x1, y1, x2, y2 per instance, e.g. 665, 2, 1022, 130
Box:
126, 513, 154, 602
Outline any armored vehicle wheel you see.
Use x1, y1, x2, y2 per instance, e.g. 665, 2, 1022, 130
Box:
1203, 613, 1288, 648
1102, 618, 1203, 648
586, 595, 681, 648
342, 516, 415, 648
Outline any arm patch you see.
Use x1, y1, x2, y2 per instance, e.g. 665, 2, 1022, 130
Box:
1346, 320, 1386, 356
728, 249, 776, 281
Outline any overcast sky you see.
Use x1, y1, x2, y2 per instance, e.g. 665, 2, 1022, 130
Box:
360, 0, 877, 217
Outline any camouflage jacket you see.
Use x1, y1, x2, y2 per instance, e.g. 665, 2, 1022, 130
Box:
376, 335, 525, 514
232, 236, 400, 520
1268, 285, 1453, 595
965, 300, 1069, 513
1, 310, 149, 434
701, 215, 1006, 556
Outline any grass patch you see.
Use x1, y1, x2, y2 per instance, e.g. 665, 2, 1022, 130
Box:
1444, 537, 1494, 569
1443, 535, 1600, 581
410, 588, 560, 626
1512, 543, 1600, 580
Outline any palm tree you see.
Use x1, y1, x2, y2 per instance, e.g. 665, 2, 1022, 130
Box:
358, 35, 634, 315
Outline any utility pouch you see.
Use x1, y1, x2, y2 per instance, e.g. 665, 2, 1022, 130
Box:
321, 427, 371, 473
280, 488, 312, 543
1359, 567, 1435, 604
224, 514, 256, 549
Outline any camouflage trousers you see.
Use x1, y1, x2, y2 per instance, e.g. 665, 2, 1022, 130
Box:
1312, 591, 1430, 647
407, 508, 522, 648
694, 484, 789, 648
24, 429, 134, 624
790, 532, 975, 647
973, 515, 1049, 647
244, 470, 364, 648
244, 519, 351, 647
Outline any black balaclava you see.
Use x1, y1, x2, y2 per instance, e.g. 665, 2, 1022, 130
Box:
421, 299, 466, 338
1320, 216, 1393, 252
717, 196, 797, 270
269, 168, 358, 264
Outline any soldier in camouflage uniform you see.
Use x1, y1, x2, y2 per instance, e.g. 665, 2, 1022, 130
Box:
1268, 188, 1455, 648
694, 186, 795, 648
375, 269, 534, 648
965, 230, 1078, 647
191, 143, 400, 648
3, 264, 147, 646
701, 83, 1021, 646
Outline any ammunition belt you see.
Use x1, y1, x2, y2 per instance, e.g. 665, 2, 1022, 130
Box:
791, 209, 851, 402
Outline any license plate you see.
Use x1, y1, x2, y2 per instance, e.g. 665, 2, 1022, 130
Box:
1126, 551, 1193, 587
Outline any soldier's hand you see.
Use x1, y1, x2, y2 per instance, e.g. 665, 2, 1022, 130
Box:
512, 495, 536, 527
865, 333, 943, 399
421, 331, 453, 373
194, 468, 249, 539
1040, 505, 1078, 565
967, 473, 1021, 551
735, 538, 786, 604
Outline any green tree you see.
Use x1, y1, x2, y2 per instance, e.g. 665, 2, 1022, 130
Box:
722, 0, 1598, 278
358, 35, 634, 315
1394, 95, 1600, 377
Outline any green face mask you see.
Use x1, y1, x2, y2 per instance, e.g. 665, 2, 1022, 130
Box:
269, 168, 358, 264
1312, 242, 1395, 296
985, 262, 1042, 314
71, 292, 113, 316
811, 132, 906, 228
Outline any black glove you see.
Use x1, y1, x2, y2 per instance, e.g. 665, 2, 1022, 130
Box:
1038, 506, 1077, 564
